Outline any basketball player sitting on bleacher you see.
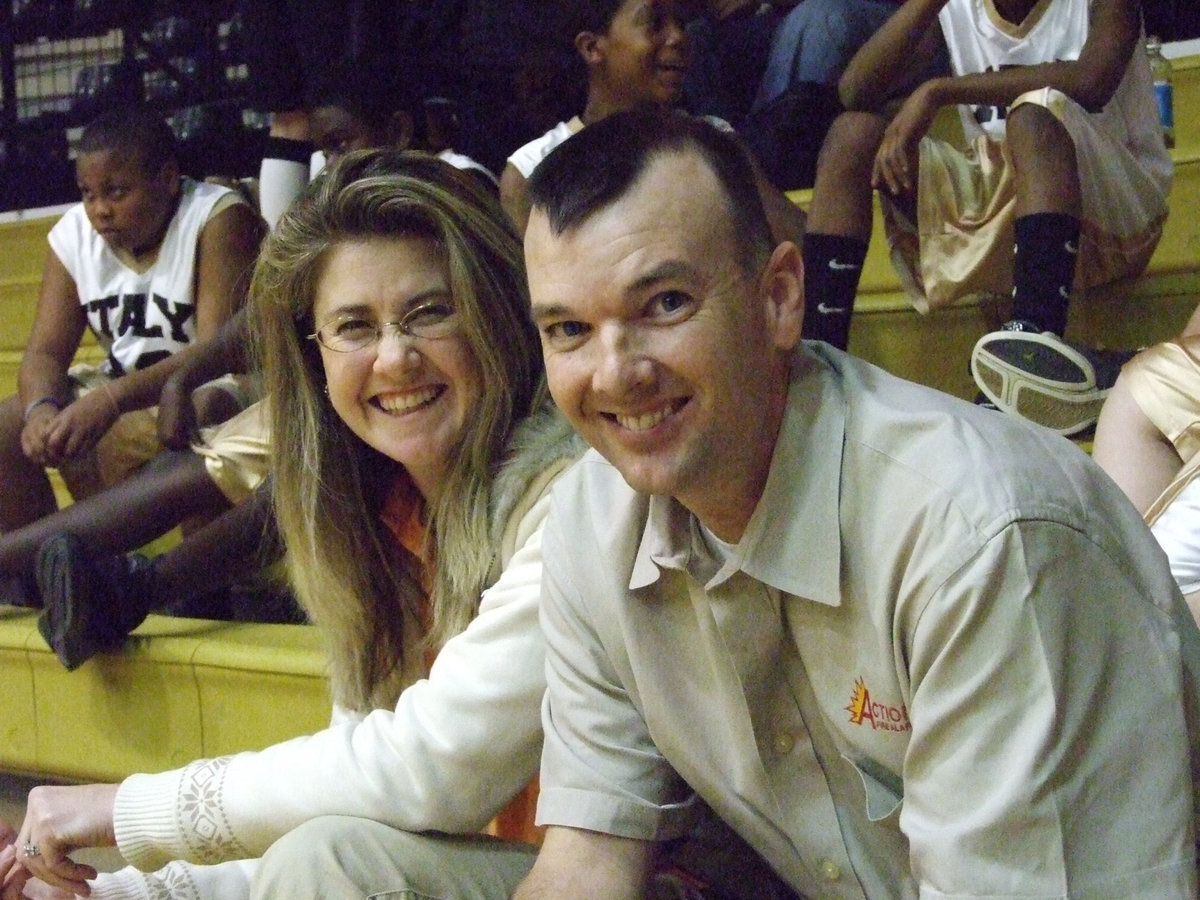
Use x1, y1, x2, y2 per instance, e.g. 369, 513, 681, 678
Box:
799, 0, 1172, 437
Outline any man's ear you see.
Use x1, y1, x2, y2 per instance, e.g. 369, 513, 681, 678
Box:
574, 30, 604, 65
760, 241, 804, 351
388, 111, 416, 151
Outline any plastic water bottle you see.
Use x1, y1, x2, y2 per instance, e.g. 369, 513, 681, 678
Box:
1146, 35, 1175, 149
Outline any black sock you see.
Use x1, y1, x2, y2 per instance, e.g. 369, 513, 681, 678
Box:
801, 233, 867, 351
1012, 212, 1080, 336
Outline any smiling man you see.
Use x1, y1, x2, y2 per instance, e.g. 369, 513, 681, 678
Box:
517, 109, 1200, 898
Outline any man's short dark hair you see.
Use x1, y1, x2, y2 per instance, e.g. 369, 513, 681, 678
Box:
79, 105, 178, 173
527, 108, 774, 272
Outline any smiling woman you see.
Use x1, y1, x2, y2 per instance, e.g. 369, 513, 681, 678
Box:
2, 149, 572, 899
310, 237, 484, 503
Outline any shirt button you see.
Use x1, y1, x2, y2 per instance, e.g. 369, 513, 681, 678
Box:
772, 732, 795, 755
821, 859, 841, 881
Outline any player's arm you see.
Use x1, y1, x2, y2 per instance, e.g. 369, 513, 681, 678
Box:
154, 307, 252, 448
17, 252, 87, 465
513, 826, 655, 900
18, 252, 86, 416
191, 201, 265, 339
500, 163, 533, 235
839, 0, 950, 112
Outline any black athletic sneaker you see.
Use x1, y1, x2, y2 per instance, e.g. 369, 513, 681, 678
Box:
35, 533, 155, 671
0, 574, 39, 609
970, 320, 1132, 437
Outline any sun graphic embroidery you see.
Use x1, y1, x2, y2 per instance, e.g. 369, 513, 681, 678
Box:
845, 677, 871, 725
845, 677, 912, 732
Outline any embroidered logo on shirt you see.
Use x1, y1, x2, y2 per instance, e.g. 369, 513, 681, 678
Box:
845, 677, 911, 733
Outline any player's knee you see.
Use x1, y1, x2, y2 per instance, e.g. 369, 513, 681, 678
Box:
1006, 103, 1071, 159
817, 111, 886, 177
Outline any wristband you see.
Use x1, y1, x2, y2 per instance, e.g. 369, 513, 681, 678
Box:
23, 396, 62, 421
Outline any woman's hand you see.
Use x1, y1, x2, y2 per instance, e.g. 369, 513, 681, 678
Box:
0, 821, 19, 894
14, 784, 119, 897
0, 823, 69, 900
1, 839, 29, 900
2, 845, 78, 900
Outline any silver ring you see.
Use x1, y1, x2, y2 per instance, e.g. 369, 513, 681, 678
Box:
22, 842, 40, 858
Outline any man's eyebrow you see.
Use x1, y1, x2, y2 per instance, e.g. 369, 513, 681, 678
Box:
628, 260, 696, 293
529, 259, 697, 325
530, 302, 570, 325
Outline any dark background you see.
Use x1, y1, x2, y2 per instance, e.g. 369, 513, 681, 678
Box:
0, 0, 1196, 212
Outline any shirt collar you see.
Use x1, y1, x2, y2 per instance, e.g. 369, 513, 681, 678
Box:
631, 344, 845, 606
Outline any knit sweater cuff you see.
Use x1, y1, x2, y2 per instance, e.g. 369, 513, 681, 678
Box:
88, 866, 155, 900
113, 769, 190, 871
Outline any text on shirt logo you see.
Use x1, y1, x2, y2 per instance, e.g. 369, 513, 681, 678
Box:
86, 293, 194, 343
845, 677, 911, 733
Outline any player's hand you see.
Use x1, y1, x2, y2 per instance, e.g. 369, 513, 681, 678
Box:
37, 393, 120, 467
19, 405, 60, 466
872, 84, 938, 196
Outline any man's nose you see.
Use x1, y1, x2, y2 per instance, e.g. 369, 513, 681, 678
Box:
592, 325, 651, 395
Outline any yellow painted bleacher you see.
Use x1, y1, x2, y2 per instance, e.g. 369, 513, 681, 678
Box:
0, 612, 329, 781
1, 48, 1198, 783
0, 216, 334, 782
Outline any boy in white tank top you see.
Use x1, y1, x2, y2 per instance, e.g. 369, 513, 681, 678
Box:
499, 0, 806, 246
0, 106, 263, 607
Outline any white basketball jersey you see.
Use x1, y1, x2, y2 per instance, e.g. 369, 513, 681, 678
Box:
48, 178, 232, 375
938, 0, 1163, 163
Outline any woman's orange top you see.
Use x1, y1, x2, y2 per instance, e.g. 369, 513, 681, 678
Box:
378, 474, 543, 845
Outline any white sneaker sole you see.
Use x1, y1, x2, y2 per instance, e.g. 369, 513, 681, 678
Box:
971, 331, 1104, 436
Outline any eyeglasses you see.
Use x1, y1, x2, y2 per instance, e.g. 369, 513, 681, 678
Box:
308, 302, 460, 353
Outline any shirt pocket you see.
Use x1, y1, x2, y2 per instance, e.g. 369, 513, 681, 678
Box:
843, 753, 903, 822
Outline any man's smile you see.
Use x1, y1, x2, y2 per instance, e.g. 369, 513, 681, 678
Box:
606, 398, 688, 432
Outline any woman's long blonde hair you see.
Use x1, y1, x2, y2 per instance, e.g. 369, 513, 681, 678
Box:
249, 150, 542, 711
